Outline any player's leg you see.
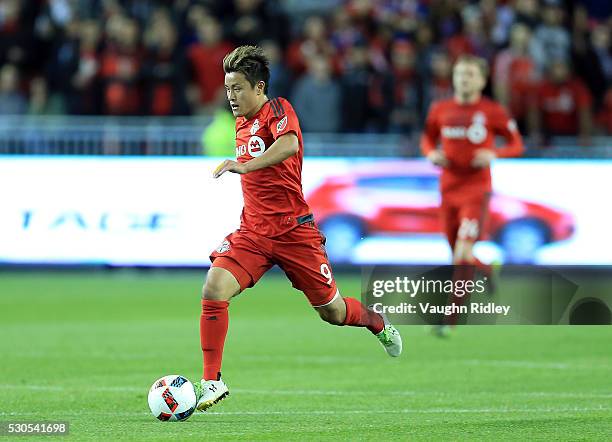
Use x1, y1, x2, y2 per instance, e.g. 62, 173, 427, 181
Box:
444, 199, 490, 328
275, 223, 401, 356
200, 265, 241, 380
314, 289, 381, 332
196, 265, 240, 410
197, 232, 273, 411
315, 294, 402, 357
453, 195, 492, 275
430, 203, 462, 335
441, 202, 460, 254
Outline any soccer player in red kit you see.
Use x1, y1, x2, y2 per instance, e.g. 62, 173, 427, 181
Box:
420, 55, 524, 334
195, 46, 402, 411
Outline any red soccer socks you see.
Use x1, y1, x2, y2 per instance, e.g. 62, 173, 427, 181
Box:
342, 297, 384, 334
200, 299, 229, 380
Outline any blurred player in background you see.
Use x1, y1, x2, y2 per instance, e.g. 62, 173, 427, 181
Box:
421, 55, 525, 335
196, 46, 402, 411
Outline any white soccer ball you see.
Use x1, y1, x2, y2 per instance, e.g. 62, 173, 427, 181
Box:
147, 375, 197, 421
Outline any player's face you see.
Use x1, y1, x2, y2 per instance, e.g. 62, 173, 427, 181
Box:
453, 62, 486, 97
225, 72, 263, 118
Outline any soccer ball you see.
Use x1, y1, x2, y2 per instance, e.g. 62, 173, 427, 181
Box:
147, 375, 197, 421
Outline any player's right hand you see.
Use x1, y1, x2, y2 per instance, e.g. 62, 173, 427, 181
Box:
427, 150, 449, 167
213, 159, 248, 178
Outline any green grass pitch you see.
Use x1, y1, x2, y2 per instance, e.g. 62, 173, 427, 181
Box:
1, 270, 611, 440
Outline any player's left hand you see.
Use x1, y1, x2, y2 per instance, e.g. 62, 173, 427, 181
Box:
213, 160, 248, 178
471, 149, 496, 168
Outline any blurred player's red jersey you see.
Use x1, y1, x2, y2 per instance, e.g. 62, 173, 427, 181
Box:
235, 97, 310, 237
421, 97, 524, 204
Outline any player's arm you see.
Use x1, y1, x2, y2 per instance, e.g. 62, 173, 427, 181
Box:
493, 115, 524, 158
213, 133, 298, 178
472, 106, 525, 168
420, 103, 448, 167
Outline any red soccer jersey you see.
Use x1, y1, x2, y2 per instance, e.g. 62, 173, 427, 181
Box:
235, 97, 311, 237
420, 97, 524, 204
537, 78, 592, 135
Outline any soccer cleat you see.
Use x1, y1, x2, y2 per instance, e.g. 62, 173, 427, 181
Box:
195, 378, 229, 412
371, 309, 402, 357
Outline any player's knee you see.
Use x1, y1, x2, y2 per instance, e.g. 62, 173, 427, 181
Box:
317, 305, 345, 326
452, 253, 464, 265
201, 278, 234, 301
453, 241, 473, 264
202, 267, 241, 301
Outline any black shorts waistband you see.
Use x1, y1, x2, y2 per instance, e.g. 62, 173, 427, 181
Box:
296, 213, 314, 225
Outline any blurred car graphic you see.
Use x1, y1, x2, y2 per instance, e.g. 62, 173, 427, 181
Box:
307, 162, 574, 263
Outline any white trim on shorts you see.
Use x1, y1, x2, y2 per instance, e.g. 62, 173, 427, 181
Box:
313, 289, 340, 308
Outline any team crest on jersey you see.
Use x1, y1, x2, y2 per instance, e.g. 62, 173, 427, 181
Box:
466, 111, 487, 144
248, 136, 266, 157
276, 115, 288, 134
250, 119, 260, 135
216, 240, 230, 254
472, 112, 486, 125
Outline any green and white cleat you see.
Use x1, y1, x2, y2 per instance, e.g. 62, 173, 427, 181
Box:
195, 378, 229, 412
372, 309, 402, 357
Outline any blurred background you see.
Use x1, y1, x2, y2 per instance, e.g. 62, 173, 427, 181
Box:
0, 0, 611, 266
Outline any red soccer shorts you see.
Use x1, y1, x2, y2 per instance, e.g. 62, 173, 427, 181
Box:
209, 223, 338, 307
441, 194, 490, 249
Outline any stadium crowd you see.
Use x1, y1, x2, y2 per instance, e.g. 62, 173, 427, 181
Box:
0, 0, 611, 141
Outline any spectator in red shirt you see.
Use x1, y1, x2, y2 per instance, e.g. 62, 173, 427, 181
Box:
188, 15, 233, 112
100, 15, 142, 115
529, 60, 593, 145
142, 12, 189, 116
596, 88, 612, 134
389, 40, 419, 133
493, 23, 539, 129
285, 16, 338, 77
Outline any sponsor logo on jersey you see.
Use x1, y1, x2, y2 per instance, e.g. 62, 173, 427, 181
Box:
216, 240, 230, 254
441, 112, 488, 144
236, 144, 247, 157
467, 112, 487, 144
250, 119, 260, 135
441, 126, 468, 139
472, 111, 486, 125
466, 123, 487, 144
276, 115, 288, 134
247, 136, 266, 157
